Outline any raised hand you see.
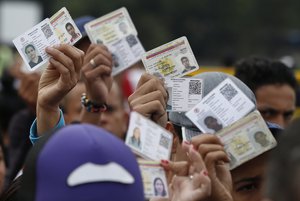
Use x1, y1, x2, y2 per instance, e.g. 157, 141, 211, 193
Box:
128, 73, 168, 127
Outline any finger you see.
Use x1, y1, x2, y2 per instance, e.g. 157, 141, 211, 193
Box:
128, 77, 167, 104
188, 146, 207, 174
92, 53, 113, 68
84, 65, 112, 79
84, 44, 112, 64
197, 144, 225, 159
204, 150, 230, 173
136, 73, 164, 89
56, 45, 84, 74
191, 134, 223, 148
48, 57, 71, 84
131, 100, 166, 119
46, 46, 75, 69
129, 91, 167, 111
161, 160, 189, 176
192, 171, 211, 199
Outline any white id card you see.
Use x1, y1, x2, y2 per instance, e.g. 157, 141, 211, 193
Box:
84, 7, 145, 76
13, 7, 81, 71
215, 110, 277, 170
186, 78, 255, 134
138, 160, 169, 199
142, 36, 199, 78
165, 78, 203, 112
125, 112, 173, 161
13, 19, 60, 71
50, 7, 82, 45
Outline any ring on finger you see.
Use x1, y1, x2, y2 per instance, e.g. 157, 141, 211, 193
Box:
89, 58, 97, 68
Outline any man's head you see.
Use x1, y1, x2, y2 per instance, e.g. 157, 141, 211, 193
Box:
65, 22, 77, 38
203, 116, 222, 132
235, 57, 297, 127
231, 123, 283, 201
168, 72, 256, 160
254, 131, 268, 147
99, 82, 129, 140
181, 57, 190, 68
18, 124, 144, 201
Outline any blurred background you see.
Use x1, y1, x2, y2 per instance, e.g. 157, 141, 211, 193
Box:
2, 0, 300, 69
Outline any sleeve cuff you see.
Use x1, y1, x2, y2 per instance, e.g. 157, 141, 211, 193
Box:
29, 109, 65, 144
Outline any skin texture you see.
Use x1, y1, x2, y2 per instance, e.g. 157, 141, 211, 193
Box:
25, 46, 37, 62
256, 84, 296, 128
98, 82, 128, 139
231, 153, 269, 201
37, 44, 84, 135
0, 146, 6, 192
128, 73, 168, 128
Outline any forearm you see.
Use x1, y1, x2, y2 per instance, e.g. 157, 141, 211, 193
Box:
36, 103, 61, 136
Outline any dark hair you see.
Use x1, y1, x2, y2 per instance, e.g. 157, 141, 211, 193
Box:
204, 116, 216, 125
24, 44, 35, 53
235, 56, 298, 93
65, 22, 74, 30
265, 118, 300, 201
181, 56, 188, 62
153, 177, 166, 196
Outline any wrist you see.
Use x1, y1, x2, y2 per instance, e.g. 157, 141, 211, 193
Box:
81, 93, 107, 113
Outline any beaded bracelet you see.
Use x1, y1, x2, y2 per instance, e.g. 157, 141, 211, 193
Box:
81, 93, 107, 113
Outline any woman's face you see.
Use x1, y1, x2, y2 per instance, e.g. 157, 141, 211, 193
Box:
26, 46, 37, 60
155, 179, 164, 195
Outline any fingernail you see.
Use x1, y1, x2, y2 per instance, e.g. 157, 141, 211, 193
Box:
202, 170, 208, 176
161, 160, 169, 165
53, 44, 60, 48
46, 46, 54, 51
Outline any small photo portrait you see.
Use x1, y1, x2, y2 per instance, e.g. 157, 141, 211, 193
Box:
197, 113, 223, 133
180, 56, 196, 74
253, 131, 270, 148
129, 127, 142, 150
159, 133, 170, 150
126, 34, 138, 47
23, 44, 43, 68
118, 21, 129, 35
153, 177, 167, 197
65, 22, 80, 43
112, 53, 121, 68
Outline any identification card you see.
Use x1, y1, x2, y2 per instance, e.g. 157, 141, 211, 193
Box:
125, 112, 173, 161
165, 78, 203, 112
186, 78, 255, 134
84, 7, 145, 76
215, 110, 277, 169
13, 7, 81, 71
50, 7, 82, 45
138, 160, 169, 199
13, 19, 60, 71
142, 36, 199, 78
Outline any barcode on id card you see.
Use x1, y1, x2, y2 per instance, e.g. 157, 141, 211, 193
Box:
41, 23, 53, 39
220, 83, 238, 101
189, 80, 202, 95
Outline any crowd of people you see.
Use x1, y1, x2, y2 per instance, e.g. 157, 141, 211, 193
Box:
0, 11, 299, 201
